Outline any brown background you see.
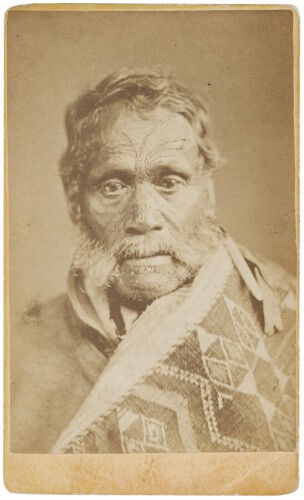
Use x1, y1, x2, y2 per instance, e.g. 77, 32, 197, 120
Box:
7, 9, 296, 317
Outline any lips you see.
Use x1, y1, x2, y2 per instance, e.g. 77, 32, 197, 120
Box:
120, 253, 172, 267
118, 250, 171, 262
128, 251, 170, 259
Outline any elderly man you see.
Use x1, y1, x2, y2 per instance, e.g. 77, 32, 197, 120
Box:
11, 68, 297, 454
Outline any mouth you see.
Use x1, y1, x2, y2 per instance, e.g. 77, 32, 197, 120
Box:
120, 252, 172, 266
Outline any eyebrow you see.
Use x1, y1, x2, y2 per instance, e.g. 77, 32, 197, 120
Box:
87, 166, 136, 186
149, 163, 192, 180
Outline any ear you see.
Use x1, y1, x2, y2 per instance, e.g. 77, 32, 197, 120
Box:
60, 173, 82, 227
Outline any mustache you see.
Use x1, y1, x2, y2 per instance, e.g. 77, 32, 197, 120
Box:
112, 216, 222, 265
113, 236, 190, 263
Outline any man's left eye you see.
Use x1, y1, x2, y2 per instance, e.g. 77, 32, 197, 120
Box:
157, 176, 183, 192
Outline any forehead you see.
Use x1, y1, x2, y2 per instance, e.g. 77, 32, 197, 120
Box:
100, 104, 198, 153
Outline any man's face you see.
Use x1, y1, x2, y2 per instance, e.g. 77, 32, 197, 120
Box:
80, 104, 219, 303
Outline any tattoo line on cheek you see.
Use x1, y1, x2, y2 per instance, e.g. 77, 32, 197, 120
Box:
151, 193, 185, 231
160, 207, 185, 231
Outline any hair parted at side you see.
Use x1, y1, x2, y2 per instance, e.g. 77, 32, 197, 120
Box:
59, 67, 221, 225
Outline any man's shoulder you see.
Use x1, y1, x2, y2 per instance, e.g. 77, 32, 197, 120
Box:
224, 240, 297, 341
10, 293, 107, 452
239, 243, 296, 294
11, 293, 81, 386
13, 293, 80, 349
21, 293, 70, 330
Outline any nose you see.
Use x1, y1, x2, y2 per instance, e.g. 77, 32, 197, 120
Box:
124, 185, 163, 235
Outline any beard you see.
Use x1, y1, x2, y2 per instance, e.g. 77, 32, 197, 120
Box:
71, 216, 223, 304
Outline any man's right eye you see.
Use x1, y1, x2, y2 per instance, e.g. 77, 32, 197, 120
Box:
101, 180, 127, 197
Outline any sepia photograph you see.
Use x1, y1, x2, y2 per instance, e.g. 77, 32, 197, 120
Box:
4, 3, 298, 494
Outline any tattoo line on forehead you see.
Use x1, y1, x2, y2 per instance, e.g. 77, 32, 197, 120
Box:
100, 146, 135, 163
99, 115, 196, 173
142, 117, 199, 172
148, 141, 197, 166
135, 114, 182, 170
103, 115, 172, 151
119, 128, 134, 146
100, 126, 136, 160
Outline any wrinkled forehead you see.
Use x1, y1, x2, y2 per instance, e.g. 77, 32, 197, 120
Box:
99, 103, 199, 156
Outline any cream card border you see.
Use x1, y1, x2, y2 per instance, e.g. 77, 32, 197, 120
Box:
4, 3, 299, 494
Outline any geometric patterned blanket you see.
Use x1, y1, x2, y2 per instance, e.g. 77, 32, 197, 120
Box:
51, 245, 297, 454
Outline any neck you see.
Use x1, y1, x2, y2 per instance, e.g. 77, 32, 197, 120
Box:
107, 286, 149, 314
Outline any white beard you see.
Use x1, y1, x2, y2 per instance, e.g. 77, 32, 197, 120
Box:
71, 217, 223, 302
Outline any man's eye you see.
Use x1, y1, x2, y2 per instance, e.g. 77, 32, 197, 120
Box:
158, 176, 183, 192
101, 180, 127, 196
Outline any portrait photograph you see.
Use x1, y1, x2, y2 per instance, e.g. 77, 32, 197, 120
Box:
4, 3, 299, 494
